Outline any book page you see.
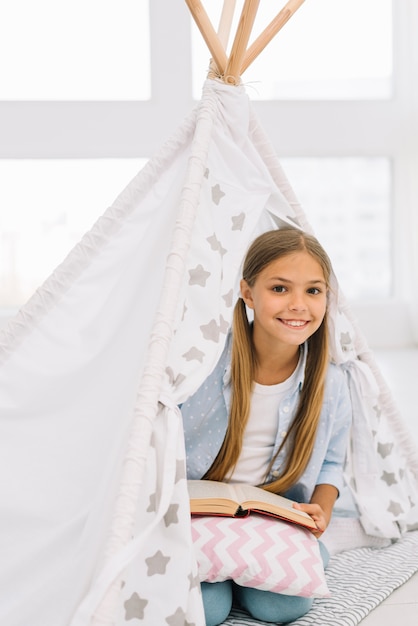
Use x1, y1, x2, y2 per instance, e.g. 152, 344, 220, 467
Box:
187, 479, 238, 503
233, 483, 296, 511
231, 483, 314, 523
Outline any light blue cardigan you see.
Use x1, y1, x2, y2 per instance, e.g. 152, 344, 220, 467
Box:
180, 333, 352, 504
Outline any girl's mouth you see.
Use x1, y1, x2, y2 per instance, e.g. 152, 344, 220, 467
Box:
279, 319, 309, 328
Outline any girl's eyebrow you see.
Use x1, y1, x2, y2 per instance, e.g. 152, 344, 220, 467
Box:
268, 276, 326, 285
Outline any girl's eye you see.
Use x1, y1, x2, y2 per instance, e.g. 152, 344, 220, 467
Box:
272, 285, 286, 293
307, 287, 321, 295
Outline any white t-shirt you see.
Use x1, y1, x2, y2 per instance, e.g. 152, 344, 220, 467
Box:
228, 367, 299, 486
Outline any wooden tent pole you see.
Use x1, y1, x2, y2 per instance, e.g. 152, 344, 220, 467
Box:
224, 0, 260, 84
185, 0, 228, 75
218, 0, 237, 49
241, 0, 306, 74
208, 0, 237, 78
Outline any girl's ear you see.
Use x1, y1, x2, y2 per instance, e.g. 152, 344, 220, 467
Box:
240, 279, 254, 309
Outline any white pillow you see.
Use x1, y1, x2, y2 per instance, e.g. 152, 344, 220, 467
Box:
191, 515, 330, 598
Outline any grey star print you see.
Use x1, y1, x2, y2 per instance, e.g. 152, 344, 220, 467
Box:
124, 592, 148, 620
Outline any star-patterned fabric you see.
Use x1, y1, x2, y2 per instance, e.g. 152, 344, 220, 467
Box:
112, 406, 204, 626
0, 79, 417, 626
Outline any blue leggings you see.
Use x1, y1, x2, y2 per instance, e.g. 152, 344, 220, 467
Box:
201, 541, 329, 626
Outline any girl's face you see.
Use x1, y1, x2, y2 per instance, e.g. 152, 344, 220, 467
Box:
240, 251, 328, 350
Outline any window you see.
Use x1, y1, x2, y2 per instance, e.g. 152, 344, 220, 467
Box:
0, 159, 145, 307
192, 0, 392, 100
0, 0, 151, 100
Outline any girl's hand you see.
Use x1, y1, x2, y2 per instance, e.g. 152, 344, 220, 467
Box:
293, 502, 328, 538
293, 484, 338, 538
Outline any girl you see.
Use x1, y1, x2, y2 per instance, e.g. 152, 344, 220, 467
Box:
181, 228, 352, 625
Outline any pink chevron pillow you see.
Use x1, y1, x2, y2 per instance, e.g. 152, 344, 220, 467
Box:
191, 515, 330, 598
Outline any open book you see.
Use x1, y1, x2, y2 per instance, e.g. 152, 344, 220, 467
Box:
187, 479, 316, 530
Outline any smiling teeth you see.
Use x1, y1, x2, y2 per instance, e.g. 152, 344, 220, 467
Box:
283, 320, 306, 327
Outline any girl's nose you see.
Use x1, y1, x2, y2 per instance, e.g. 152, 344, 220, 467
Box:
288, 294, 307, 311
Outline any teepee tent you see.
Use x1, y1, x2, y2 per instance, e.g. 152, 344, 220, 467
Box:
0, 2, 417, 625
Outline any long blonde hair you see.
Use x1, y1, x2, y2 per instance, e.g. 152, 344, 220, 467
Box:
204, 228, 332, 494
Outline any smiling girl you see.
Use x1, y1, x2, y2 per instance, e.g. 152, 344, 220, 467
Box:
181, 228, 352, 625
